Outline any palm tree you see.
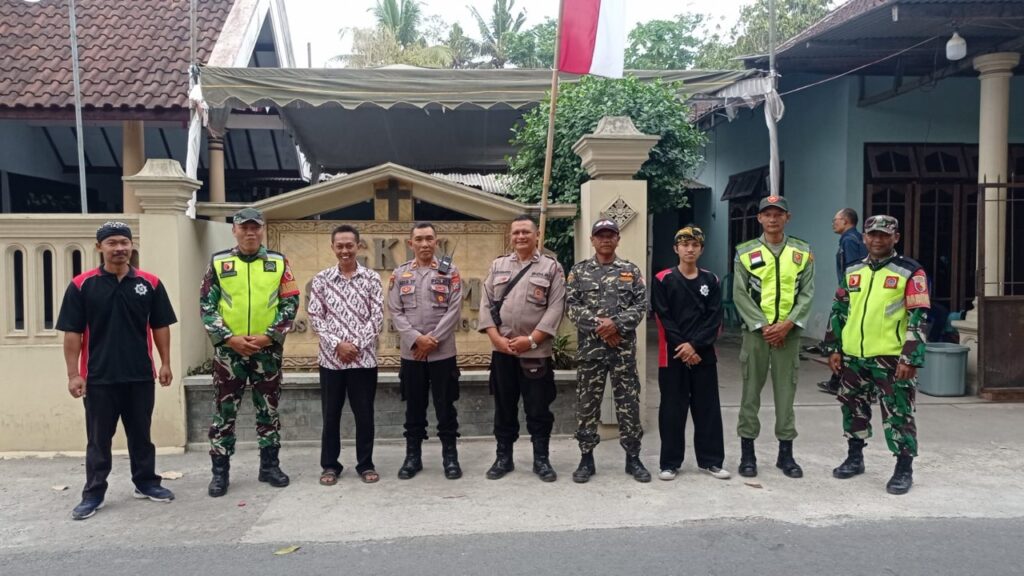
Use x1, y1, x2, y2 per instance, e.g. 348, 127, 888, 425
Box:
371, 0, 423, 48
446, 23, 479, 69
468, 0, 526, 68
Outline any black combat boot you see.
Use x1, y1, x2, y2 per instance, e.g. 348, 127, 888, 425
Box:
258, 446, 290, 487
441, 438, 462, 480
486, 441, 515, 480
625, 453, 652, 483
886, 455, 914, 495
739, 438, 757, 477
208, 454, 230, 498
572, 452, 596, 483
531, 437, 557, 482
776, 440, 803, 478
833, 438, 866, 479
398, 439, 424, 480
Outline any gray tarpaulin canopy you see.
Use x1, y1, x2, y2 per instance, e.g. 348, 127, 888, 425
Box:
200, 66, 757, 173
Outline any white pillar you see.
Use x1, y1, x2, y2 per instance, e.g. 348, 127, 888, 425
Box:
973, 52, 1019, 296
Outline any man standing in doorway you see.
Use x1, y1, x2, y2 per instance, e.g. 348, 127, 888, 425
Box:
58, 221, 178, 520
201, 208, 300, 497
388, 222, 464, 480
825, 215, 928, 495
479, 215, 566, 482
733, 195, 815, 479
565, 218, 651, 483
815, 208, 868, 394
308, 224, 384, 485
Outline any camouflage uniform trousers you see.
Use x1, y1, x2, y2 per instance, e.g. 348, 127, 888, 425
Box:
574, 344, 643, 455
208, 344, 284, 456
838, 355, 918, 457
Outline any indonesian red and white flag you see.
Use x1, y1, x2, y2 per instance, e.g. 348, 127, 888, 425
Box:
557, 0, 626, 78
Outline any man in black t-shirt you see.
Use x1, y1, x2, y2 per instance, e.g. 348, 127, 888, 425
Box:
651, 226, 730, 481
56, 222, 178, 520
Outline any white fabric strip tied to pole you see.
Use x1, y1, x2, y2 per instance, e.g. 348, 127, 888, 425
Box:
763, 72, 785, 197
185, 66, 208, 219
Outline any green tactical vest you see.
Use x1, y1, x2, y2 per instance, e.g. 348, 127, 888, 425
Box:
212, 250, 286, 336
841, 256, 919, 358
737, 237, 811, 325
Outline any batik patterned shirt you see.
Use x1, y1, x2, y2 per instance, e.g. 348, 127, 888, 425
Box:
307, 263, 384, 370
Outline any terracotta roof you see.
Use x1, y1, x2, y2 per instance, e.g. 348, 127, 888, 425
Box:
0, 0, 235, 114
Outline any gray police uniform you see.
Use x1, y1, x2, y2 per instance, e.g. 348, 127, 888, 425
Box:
387, 258, 463, 441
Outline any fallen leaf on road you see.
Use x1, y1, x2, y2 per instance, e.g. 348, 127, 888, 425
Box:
160, 471, 184, 480
51, 485, 68, 491
237, 501, 246, 507
744, 482, 763, 489
274, 545, 301, 556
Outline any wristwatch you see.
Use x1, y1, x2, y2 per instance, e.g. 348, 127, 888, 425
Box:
528, 335, 538, 350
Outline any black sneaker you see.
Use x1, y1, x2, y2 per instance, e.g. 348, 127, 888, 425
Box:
71, 497, 104, 520
133, 485, 175, 502
817, 380, 840, 395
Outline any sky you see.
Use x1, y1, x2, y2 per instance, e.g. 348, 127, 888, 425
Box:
285, 0, 753, 67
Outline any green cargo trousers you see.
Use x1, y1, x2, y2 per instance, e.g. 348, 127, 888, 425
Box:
737, 327, 801, 441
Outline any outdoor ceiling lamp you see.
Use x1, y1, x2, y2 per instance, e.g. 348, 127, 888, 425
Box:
946, 31, 967, 61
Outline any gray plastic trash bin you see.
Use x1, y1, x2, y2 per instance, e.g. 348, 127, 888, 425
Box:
917, 343, 969, 397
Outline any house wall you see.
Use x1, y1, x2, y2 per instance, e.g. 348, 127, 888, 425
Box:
696, 73, 1024, 336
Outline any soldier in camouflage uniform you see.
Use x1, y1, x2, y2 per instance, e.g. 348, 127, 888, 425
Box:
200, 208, 300, 497
824, 215, 929, 495
565, 219, 651, 483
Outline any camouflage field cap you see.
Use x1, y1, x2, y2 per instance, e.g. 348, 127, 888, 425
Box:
233, 207, 265, 226
864, 215, 899, 235
591, 218, 620, 235
674, 225, 705, 245
758, 195, 789, 213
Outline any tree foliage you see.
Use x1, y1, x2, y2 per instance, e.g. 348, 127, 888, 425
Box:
506, 75, 705, 263
469, 0, 527, 68
696, 0, 833, 69
446, 23, 480, 69
625, 14, 704, 70
506, 18, 556, 69
335, 27, 452, 69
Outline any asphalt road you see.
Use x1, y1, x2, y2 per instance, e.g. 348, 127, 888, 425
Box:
2, 518, 1020, 576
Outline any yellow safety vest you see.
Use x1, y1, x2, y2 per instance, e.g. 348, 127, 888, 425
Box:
841, 256, 923, 358
737, 237, 811, 324
212, 250, 286, 336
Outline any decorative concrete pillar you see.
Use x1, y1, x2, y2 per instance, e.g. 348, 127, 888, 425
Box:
208, 134, 226, 204
958, 52, 1020, 394
122, 120, 145, 213
124, 159, 201, 215
974, 52, 1019, 297
572, 116, 660, 425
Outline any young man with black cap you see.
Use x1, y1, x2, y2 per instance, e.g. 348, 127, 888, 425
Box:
57, 221, 178, 520
733, 195, 815, 479
565, 218, 650, 483
651, 225, 730, 481
200, 207, 300, 497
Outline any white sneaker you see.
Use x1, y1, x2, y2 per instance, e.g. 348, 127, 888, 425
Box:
658, 469, 678, 481
700, 466, 731, 480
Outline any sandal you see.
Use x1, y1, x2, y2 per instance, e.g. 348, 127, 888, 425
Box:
360, 469, 380, 484
319, 468, 339, 486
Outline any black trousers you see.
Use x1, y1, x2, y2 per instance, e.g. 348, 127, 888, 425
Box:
82, 382, 161, 500
658, 361, 725, 470
491, 352, 556, 444
319, 366, 377, 474
400, 357, 460, 442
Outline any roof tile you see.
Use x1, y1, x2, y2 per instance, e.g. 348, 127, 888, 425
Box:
0, 0, 235, 113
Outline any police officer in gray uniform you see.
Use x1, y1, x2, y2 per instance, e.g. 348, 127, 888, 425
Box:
479, 215, 566, 482
388, 222, 464, 480
566, 218, 651, 483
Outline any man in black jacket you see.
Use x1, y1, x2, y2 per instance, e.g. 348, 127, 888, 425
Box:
651, 226, 729, 481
